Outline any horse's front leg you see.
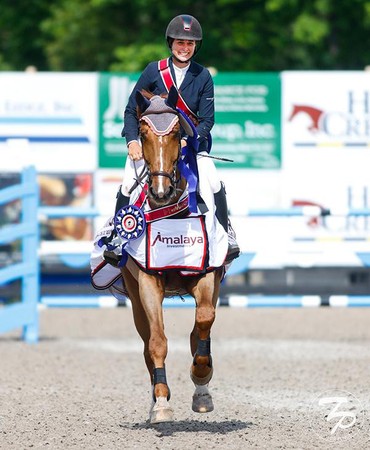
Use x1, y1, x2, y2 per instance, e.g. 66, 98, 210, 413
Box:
186, 270, 222, 413
138, 270, 173, 424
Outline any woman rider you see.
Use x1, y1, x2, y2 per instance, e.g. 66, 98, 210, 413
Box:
116, 14, 239, 262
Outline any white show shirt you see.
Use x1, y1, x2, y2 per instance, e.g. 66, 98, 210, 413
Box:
173, 64, 190, 87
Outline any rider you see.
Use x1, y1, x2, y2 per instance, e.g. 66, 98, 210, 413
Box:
117, 14, 239, 262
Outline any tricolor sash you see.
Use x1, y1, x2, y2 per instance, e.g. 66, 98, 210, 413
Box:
158, 58, 197, 119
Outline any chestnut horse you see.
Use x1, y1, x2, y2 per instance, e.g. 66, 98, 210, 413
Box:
119, 89, 225, 424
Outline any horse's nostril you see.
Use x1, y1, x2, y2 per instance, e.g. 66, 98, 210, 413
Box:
167, 185, 175, 198
149, 186, 157, 198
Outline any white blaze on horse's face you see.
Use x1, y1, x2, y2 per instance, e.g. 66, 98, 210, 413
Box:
141, 121, 180, 204
157, 136, 166, 197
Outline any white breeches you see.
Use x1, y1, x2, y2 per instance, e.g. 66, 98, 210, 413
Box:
196, 152, 222, 194
121, 151, 221, 197
121, 157, 145, 197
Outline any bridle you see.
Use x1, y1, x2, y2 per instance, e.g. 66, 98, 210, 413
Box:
145, 136, 182, 188
139, 117, 182, 198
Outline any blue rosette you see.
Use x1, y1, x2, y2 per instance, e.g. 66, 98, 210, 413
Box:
114, 205, 146, 240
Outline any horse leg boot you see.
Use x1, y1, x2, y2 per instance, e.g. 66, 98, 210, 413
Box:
214, 182, 240, 263
149, 366, 174, 424
103, 185, 130, 267
188, 276, 217, 412
191, 336, 214, 413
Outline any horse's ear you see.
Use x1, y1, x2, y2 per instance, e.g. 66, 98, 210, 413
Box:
135, 90, 151, 115
166, 86, 178, 110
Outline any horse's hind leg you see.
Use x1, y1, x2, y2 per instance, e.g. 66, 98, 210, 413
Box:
186, 270, 222, 413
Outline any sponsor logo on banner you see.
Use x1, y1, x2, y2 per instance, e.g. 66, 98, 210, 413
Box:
152, 231, 204, 247
282, 71, 370, 238
146, 217, 207, 271
98, 73, 139, 168
0, 72, 97, 171
288, 89, 370, 147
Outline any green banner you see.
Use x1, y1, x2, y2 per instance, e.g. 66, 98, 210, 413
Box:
98, 73, 139, 168
99, 72, 281, 169
212, 73, 281, 168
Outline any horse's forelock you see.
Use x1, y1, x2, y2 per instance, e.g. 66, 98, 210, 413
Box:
141, 89, 154, 100
140, 90, 168, 100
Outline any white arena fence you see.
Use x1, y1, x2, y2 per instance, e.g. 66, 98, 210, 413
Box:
2, 168, 370, 343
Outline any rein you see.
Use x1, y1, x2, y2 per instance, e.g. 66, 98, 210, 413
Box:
128, 163, 148, 195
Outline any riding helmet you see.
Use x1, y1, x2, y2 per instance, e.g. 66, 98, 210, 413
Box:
165, 14, 203, 46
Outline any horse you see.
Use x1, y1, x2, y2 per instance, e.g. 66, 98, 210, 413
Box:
117, 88, 226, 424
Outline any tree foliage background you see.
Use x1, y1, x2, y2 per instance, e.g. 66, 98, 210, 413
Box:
1, 0, 370, 72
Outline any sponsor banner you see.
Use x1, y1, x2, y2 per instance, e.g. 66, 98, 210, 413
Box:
0, 72, 97, 172
212, 73, 281, 169
98, 72, 281, 170
282, 71, 370, 210
147, 216, 208, 271
98, 73, 139, 168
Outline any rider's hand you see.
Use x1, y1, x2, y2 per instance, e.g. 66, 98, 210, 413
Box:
181, 139, 187, 148
128, 141, 143, 161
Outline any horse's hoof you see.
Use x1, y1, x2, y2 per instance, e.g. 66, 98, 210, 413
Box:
190, 366, 214, 386
192, 385, 214, 413
149, 397, 174, 424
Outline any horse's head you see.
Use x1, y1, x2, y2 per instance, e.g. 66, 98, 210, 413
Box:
136, 89, 183, 206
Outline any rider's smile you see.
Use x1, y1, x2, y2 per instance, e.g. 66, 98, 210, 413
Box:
171, 39, 196, 64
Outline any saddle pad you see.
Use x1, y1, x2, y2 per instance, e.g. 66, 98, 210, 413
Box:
146, 216, 208, 271
91, 260, 121, 290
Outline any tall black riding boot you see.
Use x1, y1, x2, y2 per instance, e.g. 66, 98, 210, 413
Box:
214, 182, 240, 263
115, 184, 130, 214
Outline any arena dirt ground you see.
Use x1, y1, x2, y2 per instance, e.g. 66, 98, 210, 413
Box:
1, 306, 370, 449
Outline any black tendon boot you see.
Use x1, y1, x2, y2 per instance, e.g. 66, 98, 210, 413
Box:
214, 182, 240, 263
103, 185, 130, 267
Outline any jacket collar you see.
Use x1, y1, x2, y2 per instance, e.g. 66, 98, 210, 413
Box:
169, 58, 201, 91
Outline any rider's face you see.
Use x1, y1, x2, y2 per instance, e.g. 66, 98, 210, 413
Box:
171, 39, 196, 63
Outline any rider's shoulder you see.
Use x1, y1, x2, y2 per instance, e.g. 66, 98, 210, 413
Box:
144, 61, 159, 72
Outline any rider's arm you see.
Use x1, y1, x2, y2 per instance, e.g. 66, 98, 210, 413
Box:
195, 69, 215, 152
196, 70, 215, 136
122, 62, 157, 145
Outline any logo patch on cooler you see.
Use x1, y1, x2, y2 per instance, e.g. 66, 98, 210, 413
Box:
152, 231, 204, 247
146, 216, 207, 271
